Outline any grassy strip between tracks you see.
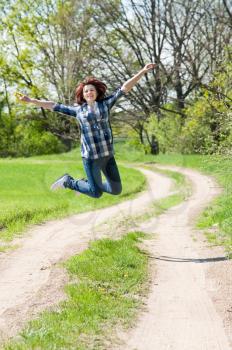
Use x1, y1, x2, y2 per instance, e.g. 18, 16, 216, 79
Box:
111, 165, 191, 229
3, 232, 149, 350
148, 166, 191, 216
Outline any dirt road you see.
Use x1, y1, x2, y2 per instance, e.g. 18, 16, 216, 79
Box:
0, 165, 231, 349
0, 168, 172, 341
115, 166, 232, 350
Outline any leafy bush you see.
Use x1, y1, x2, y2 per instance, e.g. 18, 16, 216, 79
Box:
181, 52, 232, 155
126, 110, 182, 154
146, 112, 182, 153
14, 121, 67, 156
126, 49, 232, 156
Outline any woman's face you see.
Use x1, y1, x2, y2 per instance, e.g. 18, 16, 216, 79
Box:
83, 84, 98, 104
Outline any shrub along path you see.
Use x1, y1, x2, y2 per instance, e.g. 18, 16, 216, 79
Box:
0, 165, 231, 349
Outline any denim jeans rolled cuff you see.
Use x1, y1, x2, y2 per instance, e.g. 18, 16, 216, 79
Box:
64, 177, 103, 198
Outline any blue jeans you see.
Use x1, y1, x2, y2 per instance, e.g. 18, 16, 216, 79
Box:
65, 156, 122, 198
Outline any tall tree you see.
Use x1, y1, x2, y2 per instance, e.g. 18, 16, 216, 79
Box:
91, 0, 170, 153
90, 0, 232, 153
0, 0, 94, 148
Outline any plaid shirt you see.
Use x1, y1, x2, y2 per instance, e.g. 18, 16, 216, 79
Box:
53, 87, 125, 159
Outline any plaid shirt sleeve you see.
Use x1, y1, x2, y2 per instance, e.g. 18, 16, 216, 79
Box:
103, 87, 125, 110
53, 103, 78, 117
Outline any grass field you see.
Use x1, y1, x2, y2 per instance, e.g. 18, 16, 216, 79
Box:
1, 144, 231, 253
0, 151, 146, 245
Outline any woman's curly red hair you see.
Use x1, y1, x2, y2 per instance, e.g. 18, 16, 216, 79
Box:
75, 77, 107, 105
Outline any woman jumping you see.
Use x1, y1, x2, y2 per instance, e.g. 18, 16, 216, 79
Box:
19, 63, 155, 198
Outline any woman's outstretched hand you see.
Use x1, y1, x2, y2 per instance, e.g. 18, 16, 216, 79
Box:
142, 63, 156, 73
15, 92, 56, 110
15, 92, 32, 104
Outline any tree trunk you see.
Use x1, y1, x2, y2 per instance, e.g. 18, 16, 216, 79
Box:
150, 135, 159, 155
144, 129, 159, 155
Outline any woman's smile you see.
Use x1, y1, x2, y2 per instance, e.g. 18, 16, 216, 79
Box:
83, 84, 98, 104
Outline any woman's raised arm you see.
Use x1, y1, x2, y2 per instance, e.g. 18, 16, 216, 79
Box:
16, 93, 56, 110
121, 63, 156, 93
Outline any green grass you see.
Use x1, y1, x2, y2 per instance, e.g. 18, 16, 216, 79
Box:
149, 166, 191, 216
0, 152, 146, 243
115, 143, 232, 254
3, 232, 148, 350
133, 167, 190, 222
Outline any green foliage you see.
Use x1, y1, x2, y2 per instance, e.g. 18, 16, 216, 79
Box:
145, 112, 182, 153
135, 51, 232, 156
0, 112, 67, 157
126, 110, 182, 154
14, 121, 67, 157
126, 129, 146, 152
181, 51, 232, 155
0, 0, 94, 157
